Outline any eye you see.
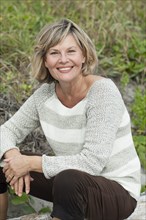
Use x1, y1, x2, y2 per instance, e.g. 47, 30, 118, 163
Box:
68, 50, 76, 53
49, 51, 59, 55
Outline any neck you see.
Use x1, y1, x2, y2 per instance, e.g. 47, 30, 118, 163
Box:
56, 75, 90, 108
58, 75, 88, 97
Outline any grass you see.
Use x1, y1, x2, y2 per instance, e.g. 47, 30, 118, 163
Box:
0, 0, 145, 101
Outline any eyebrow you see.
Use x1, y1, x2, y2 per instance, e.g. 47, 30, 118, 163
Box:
49, 46, 77, 51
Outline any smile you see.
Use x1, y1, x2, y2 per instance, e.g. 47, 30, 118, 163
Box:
57, 66, 73, 72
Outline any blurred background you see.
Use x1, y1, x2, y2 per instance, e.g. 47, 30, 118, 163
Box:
0, 0, 145, 217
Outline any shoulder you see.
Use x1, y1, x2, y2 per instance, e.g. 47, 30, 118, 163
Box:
87, 77, 124, 107
32, 82, 55, 106
89, 78, 121, 96
34, 82, 55, 95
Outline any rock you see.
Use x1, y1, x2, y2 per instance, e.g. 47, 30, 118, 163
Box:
7, 213, 51, 220
127, 194, 146, 220
8, 195, 146, 220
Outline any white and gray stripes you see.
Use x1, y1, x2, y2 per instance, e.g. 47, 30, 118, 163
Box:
0, 79, 141, 201
40, 94, 87, 155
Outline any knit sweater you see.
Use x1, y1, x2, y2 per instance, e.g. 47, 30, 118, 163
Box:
0, 78, 141, 200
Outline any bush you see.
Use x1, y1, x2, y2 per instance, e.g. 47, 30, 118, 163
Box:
0, 0, 145, 103
131, 88, 146, 170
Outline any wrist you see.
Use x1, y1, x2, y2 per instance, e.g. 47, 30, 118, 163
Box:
4, 148, 20, 159
27, 156, 42, 173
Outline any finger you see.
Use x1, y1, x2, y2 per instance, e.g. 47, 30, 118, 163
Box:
18, 178, 24, 197
10, 175, 19, 186
14, 181, 19, 195
2, 164, 9, 173
5, 172, 14, 183
4, 168, 11, 176
4, 167, 12, 175
4, 158, 12, 162
24, 175, 30, 194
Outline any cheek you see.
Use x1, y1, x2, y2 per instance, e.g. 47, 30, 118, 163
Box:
75, 54, 85, 65
76, 59, 85, 67
45, 59, 55, 69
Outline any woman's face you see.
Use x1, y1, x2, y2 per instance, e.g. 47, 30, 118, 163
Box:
45, 34, 85, 83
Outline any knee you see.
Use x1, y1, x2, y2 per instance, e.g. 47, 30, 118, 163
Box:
52, 170, 86, 219
53, 169, 83, 194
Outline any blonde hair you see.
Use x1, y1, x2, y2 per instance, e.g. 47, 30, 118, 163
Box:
31, 18, 98, 83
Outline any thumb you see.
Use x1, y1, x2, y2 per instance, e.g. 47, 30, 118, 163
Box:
4, 158, 12, 162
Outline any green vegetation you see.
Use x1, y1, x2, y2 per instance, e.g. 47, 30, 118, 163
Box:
132, 88, 146, 170
0, 0, 145, 102
9, 186, 51, 214
0, 0, 145, 210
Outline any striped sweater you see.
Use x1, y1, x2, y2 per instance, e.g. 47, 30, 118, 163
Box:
0, 78, 141, 200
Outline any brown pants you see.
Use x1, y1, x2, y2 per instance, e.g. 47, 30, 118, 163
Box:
0, 166, 136, 220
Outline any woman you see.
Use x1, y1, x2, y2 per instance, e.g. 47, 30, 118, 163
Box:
0, 18, 141, 220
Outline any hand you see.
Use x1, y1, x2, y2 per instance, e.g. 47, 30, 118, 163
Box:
3, 155, 30, 185
4, 148, 21, 159
11, 173, 33, 197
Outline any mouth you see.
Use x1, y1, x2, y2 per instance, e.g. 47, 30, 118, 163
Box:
57, 66, 73, 73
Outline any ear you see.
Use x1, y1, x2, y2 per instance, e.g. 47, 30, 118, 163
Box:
82, 56, 85, 63
44, 61, 48, 68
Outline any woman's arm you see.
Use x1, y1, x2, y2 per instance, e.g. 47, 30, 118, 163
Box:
4, 148, 21, 159
0, 92, 40, 160
3, 154, 42, 185
3, 150, 35, 196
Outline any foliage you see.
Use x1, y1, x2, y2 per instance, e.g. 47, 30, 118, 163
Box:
0, 0, 145, 103
131, 88, 146, 172
8, 187, 36, 214
141, 185, 146, 194
8, 186, 51, 214
131, 87, 146, 192
133, 135, 146, 170
39, 207, 52, 214
131, 88, 146, 133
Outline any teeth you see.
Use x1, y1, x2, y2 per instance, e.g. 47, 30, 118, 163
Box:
58, 67, 72, 71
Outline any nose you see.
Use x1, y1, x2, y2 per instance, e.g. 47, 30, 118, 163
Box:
59, 52, 68, 63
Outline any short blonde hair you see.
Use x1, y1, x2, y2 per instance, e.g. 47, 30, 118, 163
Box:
31, 18, 98, 83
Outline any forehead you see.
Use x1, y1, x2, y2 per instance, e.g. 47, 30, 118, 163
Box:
50, 34, 80, 50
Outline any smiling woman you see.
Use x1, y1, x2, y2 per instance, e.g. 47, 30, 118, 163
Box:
0, 18, 141, 220
31, 19, 98, 83
44, 35, 85, 84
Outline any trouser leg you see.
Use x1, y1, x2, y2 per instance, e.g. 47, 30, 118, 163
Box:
0, 167, 8, 220
51, 169, 137, 220
29, 171, 54, 202
51, 169, 86, 220
0, 166, 54, 208
0, 166, 137, 220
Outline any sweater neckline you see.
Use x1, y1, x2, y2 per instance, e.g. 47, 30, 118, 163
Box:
53, 78, 110, 110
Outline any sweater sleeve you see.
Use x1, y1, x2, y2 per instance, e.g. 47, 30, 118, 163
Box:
0, 92, 40, 160
42, 80, 125, 178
